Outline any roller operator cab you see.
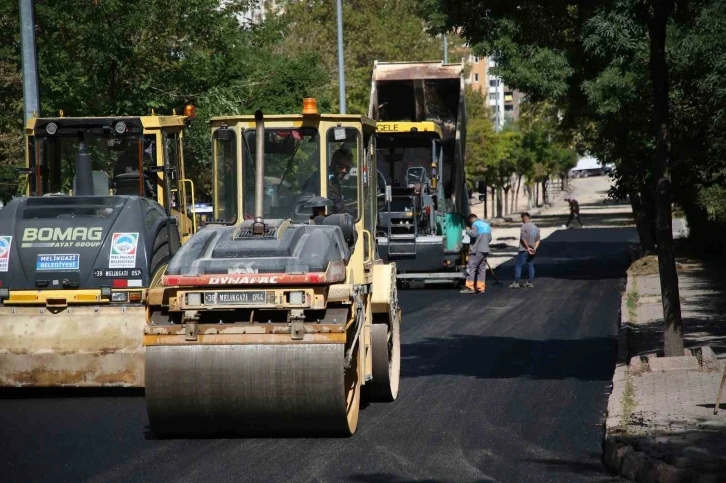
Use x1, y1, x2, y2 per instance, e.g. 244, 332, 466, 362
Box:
144, 101, 402, 437
0, 112, 197, 387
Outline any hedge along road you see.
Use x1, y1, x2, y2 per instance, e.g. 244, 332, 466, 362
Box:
0, 226, 635, 483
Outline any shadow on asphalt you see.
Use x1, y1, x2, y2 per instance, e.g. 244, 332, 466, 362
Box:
525, 213, 635, 229
399, 333, 616, 381
347, 474, 494, 483
522, 458, 622, 481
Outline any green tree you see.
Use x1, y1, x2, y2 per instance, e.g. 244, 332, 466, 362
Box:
0, 0, 332, 203
278, 0, 449, 114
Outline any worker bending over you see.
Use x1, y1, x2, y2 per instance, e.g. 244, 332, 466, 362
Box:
461, 214, 491, 294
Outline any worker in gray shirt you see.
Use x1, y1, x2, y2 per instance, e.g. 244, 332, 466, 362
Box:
460, 214, 492, 294
511, 212, 540, 288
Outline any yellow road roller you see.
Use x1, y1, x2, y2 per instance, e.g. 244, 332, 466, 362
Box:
0, 110, 197, 387
143, 100, 401, 436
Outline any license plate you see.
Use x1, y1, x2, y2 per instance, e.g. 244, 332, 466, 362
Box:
204, 291, 267, 305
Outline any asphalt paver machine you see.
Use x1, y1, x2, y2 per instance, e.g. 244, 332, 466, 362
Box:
369, 61, 470, 285
143, 100, 402, 436
0, 110, 197, 387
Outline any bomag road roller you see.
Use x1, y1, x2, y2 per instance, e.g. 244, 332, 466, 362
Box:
143, 99, 401, 436
0, 108, 199, 387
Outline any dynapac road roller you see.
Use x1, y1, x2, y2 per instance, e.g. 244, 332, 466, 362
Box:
0, 109, 197, 387
143, 100, 401, 436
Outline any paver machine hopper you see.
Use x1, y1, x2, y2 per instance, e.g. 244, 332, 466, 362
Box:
143, 100, 401, 436
369, 61, 470, 285
0, 110, 198, 387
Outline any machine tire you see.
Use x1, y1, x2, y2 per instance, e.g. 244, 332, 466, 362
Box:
149, 228, 175, 278
366, 314, 401, 402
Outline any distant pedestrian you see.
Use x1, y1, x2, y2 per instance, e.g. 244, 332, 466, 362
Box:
510, 212, 540, 289
563, 197, 583, 228
460, 214, 491, 294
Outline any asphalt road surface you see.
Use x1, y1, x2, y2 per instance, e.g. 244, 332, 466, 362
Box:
0, 227, 635, 483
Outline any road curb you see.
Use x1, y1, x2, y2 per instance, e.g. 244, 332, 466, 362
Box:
602, 270, 722, 483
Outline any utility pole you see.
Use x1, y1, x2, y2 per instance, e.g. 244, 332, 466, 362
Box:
443, 35, 448, 64
335, 0, 346, 114
20, 0, 40, 123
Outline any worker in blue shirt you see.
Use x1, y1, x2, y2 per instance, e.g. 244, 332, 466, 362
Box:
461, 214, 492, 294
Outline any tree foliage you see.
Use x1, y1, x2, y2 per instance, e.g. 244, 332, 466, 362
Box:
0, 0, 331, 202
277, 0, 447, 114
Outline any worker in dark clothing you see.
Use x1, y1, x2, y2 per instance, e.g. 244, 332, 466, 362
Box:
328, 148, 355, 216
564, 197, 583, 228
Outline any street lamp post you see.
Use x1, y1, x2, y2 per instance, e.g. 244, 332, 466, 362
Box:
336, 0, 346, 114
19, 0, 40, 123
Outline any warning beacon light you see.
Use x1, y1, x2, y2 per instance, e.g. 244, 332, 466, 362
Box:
302, 98, 318, 115
184, 104, 197, 119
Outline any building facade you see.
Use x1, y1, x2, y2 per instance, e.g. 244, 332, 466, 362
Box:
464, 53, 521, 129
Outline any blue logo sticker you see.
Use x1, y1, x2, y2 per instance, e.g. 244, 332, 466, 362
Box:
36, 254, 80, 271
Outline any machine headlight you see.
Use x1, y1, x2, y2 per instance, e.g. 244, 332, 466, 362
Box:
186, 292, 202, 306
287, 291, 304, 305
114, 121, 127, 134
100, 286, 112, 298
111, 292, 129, 303
46, 122, 57, 135
0, 287, 9, 299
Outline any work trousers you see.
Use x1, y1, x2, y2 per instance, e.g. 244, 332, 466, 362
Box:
466, 252, 488, 292
566, 212, 582, 227
514, 251, 535, 283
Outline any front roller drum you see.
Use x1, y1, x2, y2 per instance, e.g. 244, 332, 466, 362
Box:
145, 343, 361, 436
366, 309, 401, 402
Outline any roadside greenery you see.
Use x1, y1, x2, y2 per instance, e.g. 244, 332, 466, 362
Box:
465, 88, 576, 217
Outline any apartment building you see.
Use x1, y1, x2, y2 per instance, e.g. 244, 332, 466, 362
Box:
465, 54, 521, 129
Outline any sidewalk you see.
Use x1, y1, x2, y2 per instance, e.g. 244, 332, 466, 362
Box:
604, 257, 726, 482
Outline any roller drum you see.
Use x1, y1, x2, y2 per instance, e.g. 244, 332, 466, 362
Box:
145, 343, 360, 436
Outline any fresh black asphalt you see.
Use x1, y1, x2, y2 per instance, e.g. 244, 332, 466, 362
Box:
0, 227, 635, 483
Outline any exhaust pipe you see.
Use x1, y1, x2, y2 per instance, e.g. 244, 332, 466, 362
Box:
253, 110, 265, 234
75, 143, 95, 196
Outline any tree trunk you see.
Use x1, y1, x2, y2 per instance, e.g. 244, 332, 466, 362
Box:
496, 188, 503, 218
491, 187, 495, 217
647, 0, 683, 356
514, 175, 522, 213
484, 188, 488, 218
542, 180, 548, 205
526, 182, 534, 209
503, 187, 510, 215
630, 190, 657, 253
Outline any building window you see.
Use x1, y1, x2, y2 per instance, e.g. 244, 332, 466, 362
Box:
474, 56, 479, 63
504, 105, 514, 112
474, 73, 479, 82
489, 79, 499, 87
489, 93, 497, 100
